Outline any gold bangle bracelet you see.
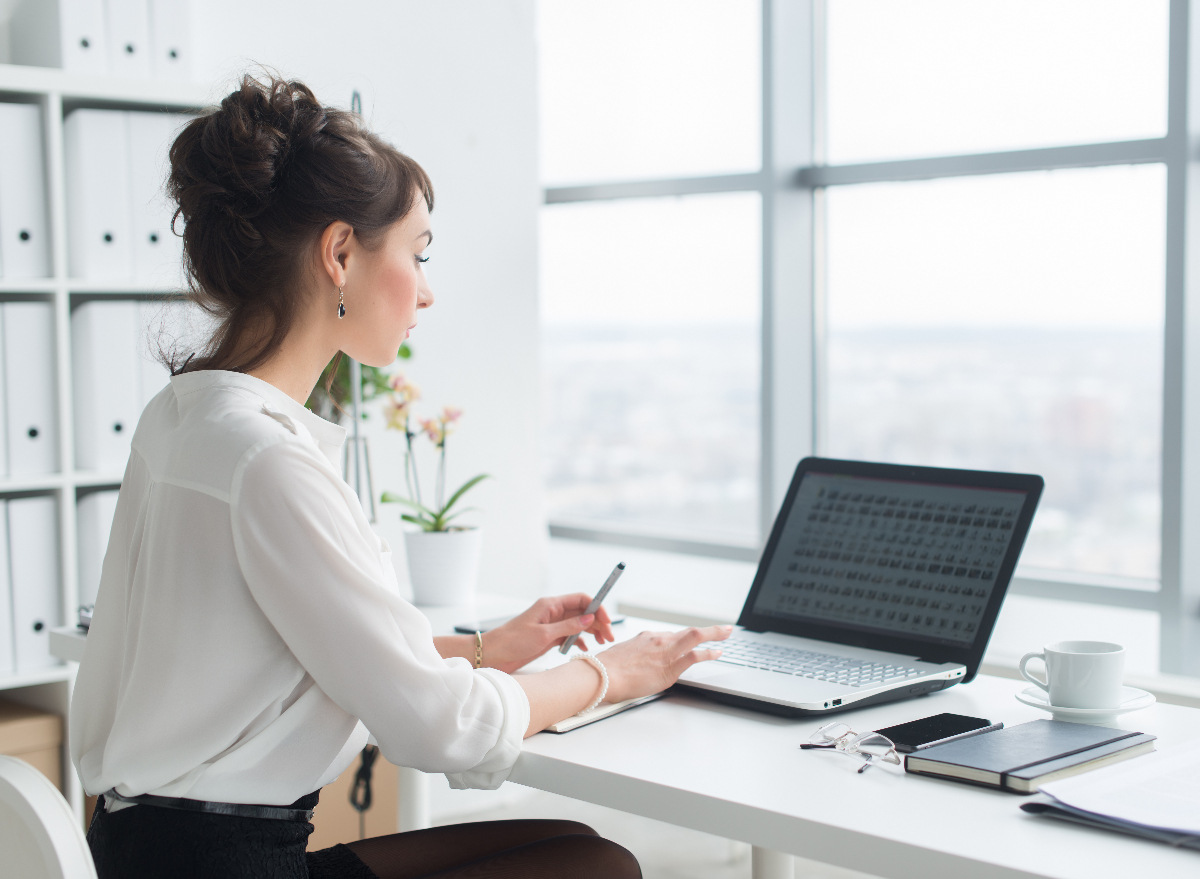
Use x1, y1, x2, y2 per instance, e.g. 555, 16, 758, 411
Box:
474, 631, 484, 669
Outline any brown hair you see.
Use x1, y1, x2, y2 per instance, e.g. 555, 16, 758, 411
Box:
165, 72, 434, 375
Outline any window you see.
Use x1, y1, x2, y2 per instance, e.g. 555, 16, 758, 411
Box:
825, 165, 1165, 581
540, 0, 1200, 675
825, 0, 1169, 163
538, 0, 763, 551
541, 193, 761, 544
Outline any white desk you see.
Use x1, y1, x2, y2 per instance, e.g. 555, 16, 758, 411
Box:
52, 609, 1200, 878
513, 673, 1200, 879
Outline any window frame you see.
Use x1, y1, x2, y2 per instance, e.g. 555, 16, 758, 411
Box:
541, 0, 1200, 676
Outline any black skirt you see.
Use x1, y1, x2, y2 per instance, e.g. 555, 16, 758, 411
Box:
87, 789, 378, 879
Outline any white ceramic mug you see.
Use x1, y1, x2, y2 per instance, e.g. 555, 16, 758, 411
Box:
1018, 640, 1125, 709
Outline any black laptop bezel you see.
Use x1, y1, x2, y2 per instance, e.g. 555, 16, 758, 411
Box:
736, 457, 1044, 682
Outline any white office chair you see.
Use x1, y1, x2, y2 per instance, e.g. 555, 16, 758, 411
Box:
0, 755, 97, 879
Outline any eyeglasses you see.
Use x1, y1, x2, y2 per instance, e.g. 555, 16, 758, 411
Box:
799, 722, 901, 773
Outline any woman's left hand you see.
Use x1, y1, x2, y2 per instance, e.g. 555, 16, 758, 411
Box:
482, 594, 616, 673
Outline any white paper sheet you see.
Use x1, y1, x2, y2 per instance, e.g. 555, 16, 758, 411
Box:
1040, 745, 1200, 834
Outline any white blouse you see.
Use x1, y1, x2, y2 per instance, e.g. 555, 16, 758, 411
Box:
70, 370, 529, 805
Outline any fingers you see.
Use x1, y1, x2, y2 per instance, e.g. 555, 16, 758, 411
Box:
589, 605, 616, 644
555, 593, 596, 617
668, 646, 724, 680
547, 613, 594, 644
671, 625, 733, 652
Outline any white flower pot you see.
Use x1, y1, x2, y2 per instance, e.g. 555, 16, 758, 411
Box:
404, 528, 483, 607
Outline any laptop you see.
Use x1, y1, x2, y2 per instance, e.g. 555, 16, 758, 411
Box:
676, 457, 1043, 717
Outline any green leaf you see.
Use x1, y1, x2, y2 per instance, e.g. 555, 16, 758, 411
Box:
398, 343, 412, 359
441, 474, 490, 515
400, 513, 437, 531
381, 494, 439, 518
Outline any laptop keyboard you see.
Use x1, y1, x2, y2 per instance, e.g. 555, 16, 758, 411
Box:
701, 635, 926, 687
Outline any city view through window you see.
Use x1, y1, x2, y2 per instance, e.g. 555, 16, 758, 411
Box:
539, 0, 1169, 584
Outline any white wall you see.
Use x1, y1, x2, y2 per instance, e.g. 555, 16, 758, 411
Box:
192, 0, 548, 598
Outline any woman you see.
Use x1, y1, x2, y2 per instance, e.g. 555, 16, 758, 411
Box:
70, 74, 730, 879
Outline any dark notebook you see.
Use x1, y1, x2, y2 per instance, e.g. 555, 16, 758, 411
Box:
904, 719, 1156, 794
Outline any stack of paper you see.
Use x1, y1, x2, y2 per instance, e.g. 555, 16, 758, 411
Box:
1022, 746, 1200, 850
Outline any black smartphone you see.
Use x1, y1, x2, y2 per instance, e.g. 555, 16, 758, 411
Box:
874, 713, 1002, 753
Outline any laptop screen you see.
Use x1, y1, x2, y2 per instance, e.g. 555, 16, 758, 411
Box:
748, 471, 1032, 649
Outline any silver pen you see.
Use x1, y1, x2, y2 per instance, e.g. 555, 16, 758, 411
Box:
559, 562, 625, 654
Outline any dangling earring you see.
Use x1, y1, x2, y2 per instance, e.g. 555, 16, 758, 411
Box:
337, 286, 345, 319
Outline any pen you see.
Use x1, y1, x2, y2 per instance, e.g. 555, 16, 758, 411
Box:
559, 562, 625, 654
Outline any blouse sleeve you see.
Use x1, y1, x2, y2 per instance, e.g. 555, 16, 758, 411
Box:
229, 436, 529, 790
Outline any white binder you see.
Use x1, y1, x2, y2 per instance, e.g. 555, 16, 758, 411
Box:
0, 504, 14, 676
3, 302, 59, 477
72, 300, 141, 473
105, 0, 152, 79
65, 110, 134, 281
148, 0, 191, 82
0, 103, 51, 280
0, 308, 7, 479
128, 111, 187, 287
10, 0, 110, 75
77, 489, 119, 608
136, 299, 176, 410
8, 495, 61, 672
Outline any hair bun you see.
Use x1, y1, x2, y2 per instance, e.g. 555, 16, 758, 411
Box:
163, 71, 433, 377
170, 76, 328, 248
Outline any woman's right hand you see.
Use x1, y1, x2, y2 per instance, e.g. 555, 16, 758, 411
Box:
598, 625, 733, 703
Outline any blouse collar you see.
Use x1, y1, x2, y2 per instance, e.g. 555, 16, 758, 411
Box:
170, 370, 348, 452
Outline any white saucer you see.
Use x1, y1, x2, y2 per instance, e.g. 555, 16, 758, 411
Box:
1016, 686, 1155, 725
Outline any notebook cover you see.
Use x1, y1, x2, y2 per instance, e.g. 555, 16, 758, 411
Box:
907, 719, 1142, 776
544, 692, 664, 733
1006, 734, 1157, 782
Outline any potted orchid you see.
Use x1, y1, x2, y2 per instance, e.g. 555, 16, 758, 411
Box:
380, 373, 489, 606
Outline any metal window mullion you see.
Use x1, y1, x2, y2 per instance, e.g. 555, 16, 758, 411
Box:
1008, 577, 1160, 613
543, 143, 1168, 211
759, 0, 817, 543
1160, 0, 1200, 676
801, 138, 1168, 188
544, 172, 765, 204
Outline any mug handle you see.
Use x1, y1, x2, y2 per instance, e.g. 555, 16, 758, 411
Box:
1019, 652, 1049, 691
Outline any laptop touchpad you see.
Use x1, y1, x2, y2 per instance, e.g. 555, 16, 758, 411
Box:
682, 662, 741, 682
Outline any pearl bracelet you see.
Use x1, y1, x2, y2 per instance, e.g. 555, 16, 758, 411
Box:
571, 654, 609, 715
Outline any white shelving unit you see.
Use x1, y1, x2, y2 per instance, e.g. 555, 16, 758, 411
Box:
0, 61, 209, 818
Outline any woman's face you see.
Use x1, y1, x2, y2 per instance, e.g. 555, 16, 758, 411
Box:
340, 198, 434, 367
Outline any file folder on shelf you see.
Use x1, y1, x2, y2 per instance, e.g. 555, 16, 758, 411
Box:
148, 0, 191, 82
0, 504, 13, 676
10, 0, 109, 75
136, 300, 177, 410
65, 110, 134, 281
0, 308, 7, 479
8, 495, 61, 673
3, 302, 58, 477
0, 103, 51, 280
77, 489, 119, 609
73, 300, 141, 473
105, 0, 151, 80
128, 112, 188, 287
